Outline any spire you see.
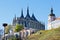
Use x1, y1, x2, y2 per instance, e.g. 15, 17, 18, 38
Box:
14, 14, 16, 20
20, 9, 24, 18
51, 7, 53, 14
26, 6, 30, 17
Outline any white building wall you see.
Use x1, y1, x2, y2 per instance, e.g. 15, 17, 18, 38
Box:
52, 20, 60, 28
48, 20, 60, 30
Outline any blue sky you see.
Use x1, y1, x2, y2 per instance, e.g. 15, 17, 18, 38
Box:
0, 0, 60, 30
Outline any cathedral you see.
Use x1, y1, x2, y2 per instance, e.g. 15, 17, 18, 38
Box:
13, 7, 45, 30
48, 8, 60, 30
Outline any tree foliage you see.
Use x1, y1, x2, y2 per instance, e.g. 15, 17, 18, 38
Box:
5, 25, 12, 34
15, 24, 24, 32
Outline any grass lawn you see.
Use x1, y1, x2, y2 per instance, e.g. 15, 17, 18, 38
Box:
27, 27, 60, 40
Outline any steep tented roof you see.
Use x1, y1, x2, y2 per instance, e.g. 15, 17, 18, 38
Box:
20, 9, 24, 18
31, 14, 37, 21
25, 7, 31, 20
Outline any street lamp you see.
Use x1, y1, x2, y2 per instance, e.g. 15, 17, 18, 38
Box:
3, 23, 8, 40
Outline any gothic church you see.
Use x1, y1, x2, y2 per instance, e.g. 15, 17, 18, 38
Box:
13, 7, 45, 30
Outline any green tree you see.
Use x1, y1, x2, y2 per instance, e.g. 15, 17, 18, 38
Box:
15, 24, 24, 32
5, 25, 12, 34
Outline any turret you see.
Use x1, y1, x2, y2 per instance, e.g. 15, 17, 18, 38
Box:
13, 14, 16, 26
